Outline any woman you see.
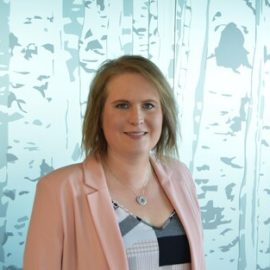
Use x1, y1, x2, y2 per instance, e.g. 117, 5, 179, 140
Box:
23, 55, 205, 270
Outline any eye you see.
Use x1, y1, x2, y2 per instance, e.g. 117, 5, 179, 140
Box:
142, 102, 155, 110
115, 102, 129, 109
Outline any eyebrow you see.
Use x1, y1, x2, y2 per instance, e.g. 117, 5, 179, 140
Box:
111, 98, 159, 104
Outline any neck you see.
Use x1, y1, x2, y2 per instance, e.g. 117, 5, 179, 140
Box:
103, 150, 152, 188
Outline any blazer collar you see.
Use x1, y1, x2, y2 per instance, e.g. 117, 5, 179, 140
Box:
149, 155, 173, 186
82, 155, 107, 190
149, 156, 181, 214
82, 155, 129, 269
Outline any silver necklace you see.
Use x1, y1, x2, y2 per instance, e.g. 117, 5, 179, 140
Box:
104, 162, 151, 206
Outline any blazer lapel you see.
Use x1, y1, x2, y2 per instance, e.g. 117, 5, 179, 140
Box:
82, 156, 129, 270
150, 157, 199, 267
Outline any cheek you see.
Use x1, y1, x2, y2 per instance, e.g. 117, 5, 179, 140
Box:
102, 105, 111, 127
102, 109, 120, 134
101, 109, 110, 138
154, 113, 163, 130
149, 113, 163, 137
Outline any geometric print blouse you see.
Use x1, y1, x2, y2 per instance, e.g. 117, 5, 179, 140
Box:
112, 201, 191, 270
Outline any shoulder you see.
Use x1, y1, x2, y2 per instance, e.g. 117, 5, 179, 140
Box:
37, 162, 84, 191
153, 155, 192, 180
156, 156, 201, 209
153, 155, 197, 193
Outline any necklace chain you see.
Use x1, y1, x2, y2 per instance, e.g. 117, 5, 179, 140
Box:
103, 161, 151, 206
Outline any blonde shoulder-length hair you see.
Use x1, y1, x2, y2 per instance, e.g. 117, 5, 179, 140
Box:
82, 55, 178, 159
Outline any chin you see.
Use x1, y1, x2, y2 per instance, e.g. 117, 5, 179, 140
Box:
126, 148, 151, 156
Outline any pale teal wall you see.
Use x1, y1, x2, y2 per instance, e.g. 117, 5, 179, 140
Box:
0, 0, 270, 269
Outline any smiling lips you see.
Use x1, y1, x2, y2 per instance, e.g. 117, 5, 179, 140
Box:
124, 131, 148, 138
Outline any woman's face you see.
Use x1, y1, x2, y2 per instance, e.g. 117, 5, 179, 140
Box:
102, 72, 163, 158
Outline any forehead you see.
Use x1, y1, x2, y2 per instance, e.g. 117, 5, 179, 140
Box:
105, 72, 160, 100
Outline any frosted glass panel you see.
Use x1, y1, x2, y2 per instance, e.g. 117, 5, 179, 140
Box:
0, 0, 269, 269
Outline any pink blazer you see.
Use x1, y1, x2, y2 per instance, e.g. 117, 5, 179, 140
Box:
23, 155, 205, 270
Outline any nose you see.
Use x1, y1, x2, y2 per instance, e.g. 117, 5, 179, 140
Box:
128, 106, 144, 125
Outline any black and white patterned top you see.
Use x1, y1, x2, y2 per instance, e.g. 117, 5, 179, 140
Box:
112, 201, 191, 270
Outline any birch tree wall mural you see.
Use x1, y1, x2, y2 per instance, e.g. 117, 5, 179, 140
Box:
0, 0, 269, 269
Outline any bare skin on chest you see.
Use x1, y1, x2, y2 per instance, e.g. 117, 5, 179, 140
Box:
106, 171, 174, 228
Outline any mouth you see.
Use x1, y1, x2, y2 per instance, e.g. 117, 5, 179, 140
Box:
124, 131, 148, 137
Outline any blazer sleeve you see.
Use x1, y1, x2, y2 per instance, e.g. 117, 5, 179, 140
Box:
23, 177, 64, 270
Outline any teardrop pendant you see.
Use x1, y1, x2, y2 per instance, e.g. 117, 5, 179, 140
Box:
136, 195, 148, 206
